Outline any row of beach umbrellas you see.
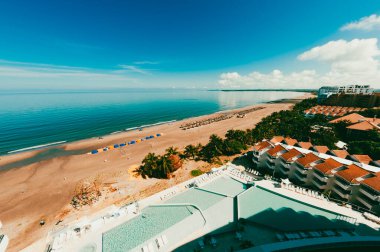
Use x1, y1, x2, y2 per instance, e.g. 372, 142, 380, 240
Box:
89, 133, 162, 154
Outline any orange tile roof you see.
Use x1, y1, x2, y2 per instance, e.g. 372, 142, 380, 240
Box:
314, 158, 343, 175
270, 136, 284, 144
282, 137, 298, 146
335, 164, 369, 183
330, 150, 350, 159
252, 141, 272, 151
296, 153, 320, 167
350, 155, 373, 165
312, 146, 330, 154
329, 113, 366, 124
361, 175, 380, 192
266, 145, 286, 157
296, 142, 313, 150
281, 148, 303, 161
347, 120, 380, 131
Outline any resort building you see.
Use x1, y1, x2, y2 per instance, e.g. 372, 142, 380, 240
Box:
356, 174, 380, 213
332, 164, 371, 200
275, 148, 303, 177
0, 221, 9, 252
44, 164, 380, 252
251, 137, 380, 216
317, 85, 374, 103
289, 153, 322, 185
252, 141, 273, 166
311, 158, 345, 191
329, 113, 380, 137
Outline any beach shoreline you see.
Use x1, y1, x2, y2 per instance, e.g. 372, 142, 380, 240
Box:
0, 93, 314, 251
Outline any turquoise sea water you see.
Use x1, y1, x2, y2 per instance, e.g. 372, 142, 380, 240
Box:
0, 89, 304, 155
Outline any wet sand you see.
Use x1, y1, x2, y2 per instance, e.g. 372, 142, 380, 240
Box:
0, 93, 314, 251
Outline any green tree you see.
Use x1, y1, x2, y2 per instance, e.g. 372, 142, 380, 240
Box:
184, 144, 198, 159
165, 146, 179, 156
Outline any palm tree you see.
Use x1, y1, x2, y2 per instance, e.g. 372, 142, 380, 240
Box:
165, 146, 179, 156
157, 155, 173, 178
184, 144, 198, 159
141, 153, 158, 177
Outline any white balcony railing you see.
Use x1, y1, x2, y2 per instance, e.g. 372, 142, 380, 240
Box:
332, 186, 350, 199
334, 179, 351, 191
312, 172, 328, 182
358, 188, 380, 202
294, 171, 307, 182
356, 196, 373, 209
312, 178, 327, 189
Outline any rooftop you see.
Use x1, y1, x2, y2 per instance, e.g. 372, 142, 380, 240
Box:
296, 142, 313, 150
349, 155, 373, 165
336, 164, 370, 183
282, 137, 298, 146
281, 148, 303, 162
270, 136, 285, 144
253, 141, 272, 152
312, 146, 330, 154
361, 174, 380, 192
347, 120, 380, 131
329, 149, 350, 159
314, 158, 343, 175
329, 113, 366, 124
266, 145, 286, 157
296, 153, 320, 167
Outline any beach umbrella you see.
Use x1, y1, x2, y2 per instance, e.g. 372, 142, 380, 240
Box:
114, 144, 119, 148
120, 143, 126, 147
130, 141, 136, 144
156, 133, 161, 137
108, 146, 114, 150
103, 148, 108, 151
91, 150, 98, 154
136, 139, 141, 143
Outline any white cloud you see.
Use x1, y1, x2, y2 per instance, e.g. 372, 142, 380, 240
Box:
0, 60, 136, 88
219, 38, 380, 89
133, 61, 159, 65
118, 64, 150, 74
341, 14, 380, 31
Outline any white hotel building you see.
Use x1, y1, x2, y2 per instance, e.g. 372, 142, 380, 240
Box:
251, 137, 380, 215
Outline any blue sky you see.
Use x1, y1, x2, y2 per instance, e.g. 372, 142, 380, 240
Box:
0, 0, 380, 89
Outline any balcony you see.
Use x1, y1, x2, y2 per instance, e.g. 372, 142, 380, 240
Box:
334, 179, 351, 191
312, 178, 327, 189
332, 186, 350, 199
313, 171, 328, 182
356, 195, 374, 209
358, 188, 380, 202
279, 165, 290, 175
252, 151, 260, 158
296, 165, 308, 174
266, 160, 275, 170
294, 171, 307, 182
252, 157, 259, 164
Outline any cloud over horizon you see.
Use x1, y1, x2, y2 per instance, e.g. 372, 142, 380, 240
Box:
219, 38, 380, 89
341, 14, 380, 31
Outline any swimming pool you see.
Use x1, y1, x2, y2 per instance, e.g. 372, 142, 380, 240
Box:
102, 205, 196, 252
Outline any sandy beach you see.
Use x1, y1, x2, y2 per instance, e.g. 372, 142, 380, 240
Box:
0, 93, 313, 251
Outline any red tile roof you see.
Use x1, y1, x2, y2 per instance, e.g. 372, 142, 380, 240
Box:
282, 137, 298, 146
330, 150, 350, 159
329, 113, 366, 124
314, 158, 343, 175
347, 120, 380, 131
281, 148, 303, 162
312, 146, 330, 154
296, 142, 313, 150
270, 136, 285, 144
361, 175, 380, 192
350, 155, 373, 165
296, 153, 320, 167
252, 141, 272, 151
335, 164, 369, 183
266, 145, 286, 157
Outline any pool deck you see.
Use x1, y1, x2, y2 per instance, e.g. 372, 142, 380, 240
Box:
45, 163, 380, 252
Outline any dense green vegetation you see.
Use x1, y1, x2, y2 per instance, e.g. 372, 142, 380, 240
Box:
139, 97, 379, 179
190, 169, 203, 177
357, 108, 380, 118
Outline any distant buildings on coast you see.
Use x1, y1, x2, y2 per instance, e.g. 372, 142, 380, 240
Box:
317, 85, 378, 107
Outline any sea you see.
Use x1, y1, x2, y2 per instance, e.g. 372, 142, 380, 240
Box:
0, 89, 305, 156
